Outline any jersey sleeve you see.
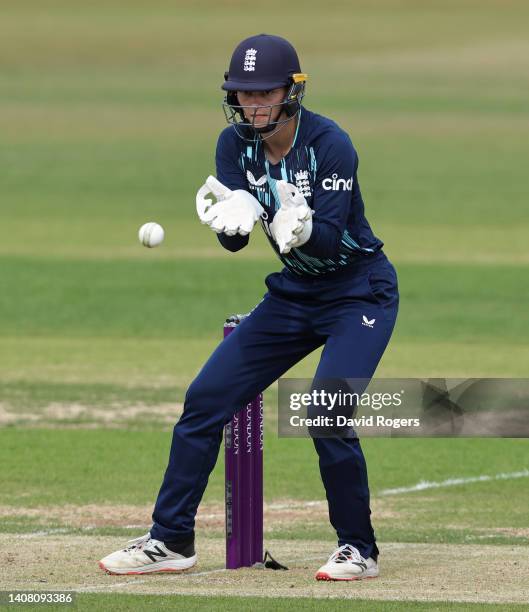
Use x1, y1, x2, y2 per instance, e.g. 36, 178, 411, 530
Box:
297, 131, 358, 259
214, 128, 250, 252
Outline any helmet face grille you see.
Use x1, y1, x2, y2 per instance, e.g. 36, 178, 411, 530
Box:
222, 81, 306, 142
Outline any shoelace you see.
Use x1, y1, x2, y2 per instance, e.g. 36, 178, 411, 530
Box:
328, 544, 365, 564
123, 533, 151, 552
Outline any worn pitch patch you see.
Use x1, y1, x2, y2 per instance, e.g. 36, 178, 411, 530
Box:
1, 535, 529, 604
0, 498, 402, 532
0, 402, 183, 428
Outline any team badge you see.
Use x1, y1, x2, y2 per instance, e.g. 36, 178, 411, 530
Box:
243, 48, 257, 72
295, 170, 312, 198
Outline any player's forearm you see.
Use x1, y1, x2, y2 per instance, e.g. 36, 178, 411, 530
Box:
296, 220, 342, 259
217, 233, 249, 252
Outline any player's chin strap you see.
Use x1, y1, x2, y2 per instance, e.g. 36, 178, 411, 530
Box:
234, 110, 298, 143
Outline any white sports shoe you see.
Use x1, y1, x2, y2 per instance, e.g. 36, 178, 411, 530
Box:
98, 533, 197, 575
315, 544, 379, 581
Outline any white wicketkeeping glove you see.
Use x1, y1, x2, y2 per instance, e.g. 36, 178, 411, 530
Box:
269, 180, 313, 254
196, 176, 264, 236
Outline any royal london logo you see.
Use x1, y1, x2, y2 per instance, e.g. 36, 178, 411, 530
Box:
322, 173, 353, 191
243, 48, 257, 72
362, 315, 376, 328
294, 170, 312, 198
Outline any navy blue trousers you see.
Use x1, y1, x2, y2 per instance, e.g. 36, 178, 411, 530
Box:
150, 250, 399, 561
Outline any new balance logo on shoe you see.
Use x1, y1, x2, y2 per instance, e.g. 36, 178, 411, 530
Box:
143, 545, 168, 563
362, 315, 375, 328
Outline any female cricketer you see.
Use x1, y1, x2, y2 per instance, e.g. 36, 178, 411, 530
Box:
99, 34, 399, 581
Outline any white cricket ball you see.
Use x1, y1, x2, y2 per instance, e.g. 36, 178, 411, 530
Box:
139, 222, 164, 248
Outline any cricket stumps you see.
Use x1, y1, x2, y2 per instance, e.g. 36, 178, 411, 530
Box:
224, 315, 264, 569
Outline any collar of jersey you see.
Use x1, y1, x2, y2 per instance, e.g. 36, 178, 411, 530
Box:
261, 107, 303, 175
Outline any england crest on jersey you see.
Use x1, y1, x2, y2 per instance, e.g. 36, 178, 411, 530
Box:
295, 170, 312, 198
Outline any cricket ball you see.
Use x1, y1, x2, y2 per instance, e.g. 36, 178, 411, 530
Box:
138, 222, 165, 248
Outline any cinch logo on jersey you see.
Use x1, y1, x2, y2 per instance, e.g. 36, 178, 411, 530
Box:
322, 173, 353, 191
243, 48, 257, 71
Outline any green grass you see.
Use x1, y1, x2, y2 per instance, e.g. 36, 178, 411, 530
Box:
13, 593, 529, 612
1, 430, 528, 505
1, 428, 527, 545
0, 258, 528, 345
0, 259, 527, 391
0, 381, 181, 408
73, 595, 529, 611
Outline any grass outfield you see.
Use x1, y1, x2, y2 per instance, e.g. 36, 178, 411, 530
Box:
1, 430, 528, 547
1, 0, 528, 609
10, 594, 529, 612
0, 259, 528, 390
63, 596, 529, 611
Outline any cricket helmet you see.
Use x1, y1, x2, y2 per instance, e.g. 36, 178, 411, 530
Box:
222, 34, 308, 141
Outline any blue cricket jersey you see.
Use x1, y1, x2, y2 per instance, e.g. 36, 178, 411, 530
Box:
215, 107, 384, 276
